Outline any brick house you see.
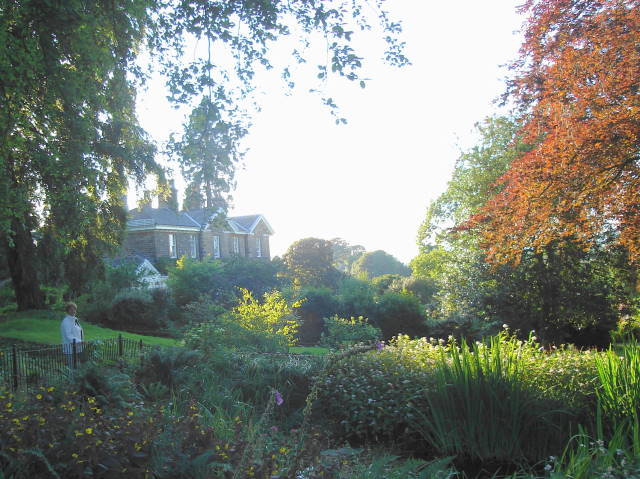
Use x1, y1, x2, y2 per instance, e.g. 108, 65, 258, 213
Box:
122, 206, 274, 261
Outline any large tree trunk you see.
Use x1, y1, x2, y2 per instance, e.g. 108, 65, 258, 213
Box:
3, 217, 45, 311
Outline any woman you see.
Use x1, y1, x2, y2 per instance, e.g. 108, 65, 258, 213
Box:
60, 302, 84, 368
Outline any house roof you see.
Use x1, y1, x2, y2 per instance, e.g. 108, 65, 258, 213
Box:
126, 206, 273, 234
183, 208, 220, 227
127, 206, 200, 229
108, 254, 161, 275
227, 215, 274, 234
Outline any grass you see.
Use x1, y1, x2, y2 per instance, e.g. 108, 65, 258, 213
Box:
289, 346, 329, 355
0, 310, 178, 347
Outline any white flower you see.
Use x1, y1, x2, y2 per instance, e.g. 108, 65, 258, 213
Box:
502, 324, 509, 329
544, 464, 552, 471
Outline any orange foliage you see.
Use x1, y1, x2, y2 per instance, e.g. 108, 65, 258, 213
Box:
469, 0, 640, 264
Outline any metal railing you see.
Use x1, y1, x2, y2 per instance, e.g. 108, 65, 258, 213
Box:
0, 335, 145, 392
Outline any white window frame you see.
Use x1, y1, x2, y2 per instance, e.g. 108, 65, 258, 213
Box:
189, 234, 197, 258
233, 236, 240, 255
256, 236, 262, 258
213, 235, 221, 258
169, 233, 177, 258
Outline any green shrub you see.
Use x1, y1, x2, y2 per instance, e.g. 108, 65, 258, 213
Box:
166, 256, 232, 307
290, 286, 339, 345
183, 315, 288, 353
320, 315, 382, 349
233, 288, 301, 346
315, 334, 599, 470
107, 289, 168, 332
137, 347, 203, 390
373, 292, 428, 339
424, 314, 500, 343
315, 340, 437, 444
335, 277, 377, 321
71, 361, 141, 408
76, 263, 143, 324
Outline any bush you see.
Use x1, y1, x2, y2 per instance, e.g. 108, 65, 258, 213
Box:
76, 263, 144, 324
336, 277, 377, 320
107, 289, 168, 332
320, 315, 382, 349
219, 256, 285, 297
183, 313, 288, 354
166, 256, 232, 307
0, 280, 16, 314
290, 286, 339, 345
424, 315, 500, 343
315, 334, 600, 471
373, 292, 428, 340
233, 289, 301, 346
136, 347, 204, 390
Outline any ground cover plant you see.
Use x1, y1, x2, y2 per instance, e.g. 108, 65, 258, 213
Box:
1, 327, 640, 478
314, 332, 637, 477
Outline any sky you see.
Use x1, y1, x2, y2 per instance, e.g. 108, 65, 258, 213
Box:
136, 1, 525, 265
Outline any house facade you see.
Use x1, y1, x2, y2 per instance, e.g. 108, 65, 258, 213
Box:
123, 206, 274, 262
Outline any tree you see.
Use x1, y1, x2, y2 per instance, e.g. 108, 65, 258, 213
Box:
414, 116, 633, 344
351, 250, 410, 279
0, 0, 159, 309
168, 97, 246, 213
282, 238, 338, 288
1, 0, 407, 310
330, 237, 365, 273
467, 0, 640, 264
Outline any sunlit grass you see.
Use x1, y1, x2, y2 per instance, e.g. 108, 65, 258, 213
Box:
289, 346, 329, 355
0, 310, 178, 347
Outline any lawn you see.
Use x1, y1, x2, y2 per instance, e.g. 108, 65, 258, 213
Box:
289, 345, 329, 355
0, 310, 178, 347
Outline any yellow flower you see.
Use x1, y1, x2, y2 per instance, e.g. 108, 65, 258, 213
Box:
72, 453, 79, 459
85, 428, 93, 435
36, 394, 42, 400
47, 387, 54, 392
80, 412, 85, 417
279, 447, 288, 454
127, 411, 134, 416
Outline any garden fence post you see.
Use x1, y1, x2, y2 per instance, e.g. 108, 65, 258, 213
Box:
11, 345, 18, 391
72, 339, 77, 369
118, 334, 123, 358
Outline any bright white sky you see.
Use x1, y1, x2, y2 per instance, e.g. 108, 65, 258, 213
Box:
136, 0, 524, 265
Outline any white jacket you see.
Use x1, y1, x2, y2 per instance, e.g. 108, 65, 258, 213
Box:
61, 315, 84, 354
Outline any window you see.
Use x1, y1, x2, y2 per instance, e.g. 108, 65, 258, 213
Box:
256, 236, 262, 258
190, 234, 197, 258
232, 236, 240, 255
169, 233, 177, 258
213, 235, 220, 258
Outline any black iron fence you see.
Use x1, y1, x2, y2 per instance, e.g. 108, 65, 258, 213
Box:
0, 336, 145, 392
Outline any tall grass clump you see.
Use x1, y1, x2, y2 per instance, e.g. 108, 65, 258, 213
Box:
596, 342, 640, 427
416, 333, 574, 471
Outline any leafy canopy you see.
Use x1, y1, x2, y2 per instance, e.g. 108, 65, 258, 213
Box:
467, 0, 640, 264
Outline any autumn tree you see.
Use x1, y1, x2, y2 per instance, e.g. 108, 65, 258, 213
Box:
468, 0, 640, 264
416, 116, 633, 344
0, 0, 407, 310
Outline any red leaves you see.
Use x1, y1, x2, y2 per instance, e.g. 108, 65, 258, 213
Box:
469, 0, 640, 264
